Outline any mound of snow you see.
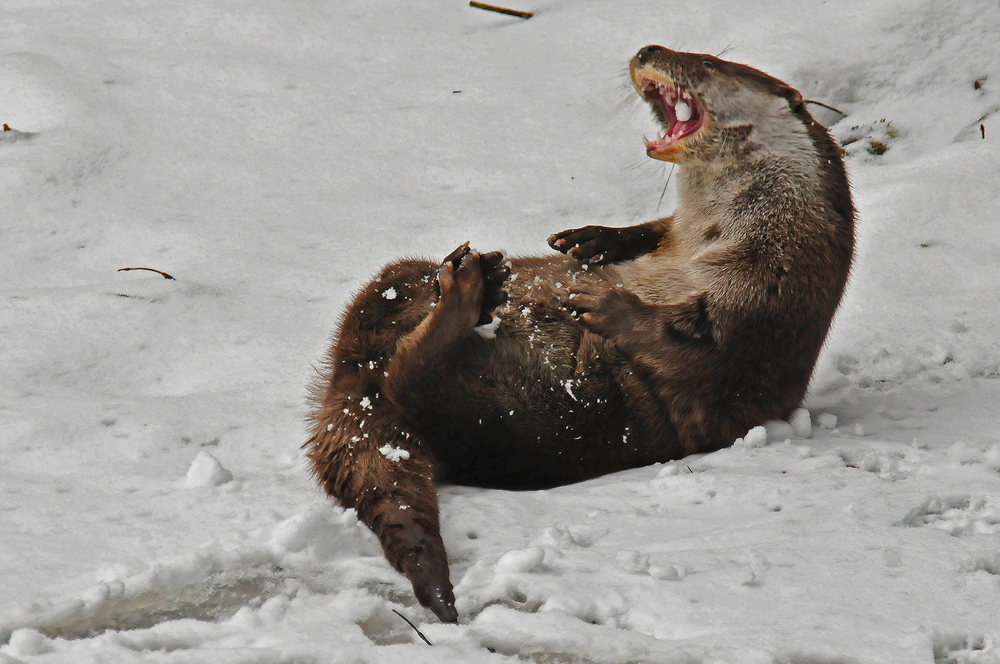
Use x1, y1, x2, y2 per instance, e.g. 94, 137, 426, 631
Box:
185, 452, 233, 488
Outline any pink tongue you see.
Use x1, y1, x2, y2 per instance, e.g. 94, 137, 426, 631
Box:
670, 119, 697, 138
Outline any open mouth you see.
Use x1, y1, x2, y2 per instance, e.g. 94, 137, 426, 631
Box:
638, 78, 704, 157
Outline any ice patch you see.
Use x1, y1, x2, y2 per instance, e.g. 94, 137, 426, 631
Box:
185, 451, 233, 488
0, 550, 287, 643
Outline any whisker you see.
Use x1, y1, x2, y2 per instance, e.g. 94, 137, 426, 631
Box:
657, 164, 676, 212
716, 41, 736, 58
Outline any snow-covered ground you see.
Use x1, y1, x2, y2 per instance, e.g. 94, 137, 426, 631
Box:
2, 0, 999, 661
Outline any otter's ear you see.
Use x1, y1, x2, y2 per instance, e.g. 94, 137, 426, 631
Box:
785, 88, 805, 113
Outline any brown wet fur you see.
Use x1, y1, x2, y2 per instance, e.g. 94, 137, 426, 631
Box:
305, 46, 855, 623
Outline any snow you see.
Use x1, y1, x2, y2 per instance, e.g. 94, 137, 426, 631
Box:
817, 412, 839, 429
735, 426, 769, 449
2, 0, 1000, 662
674, 101, 692, 122
474, 316, 501, 339
378, 444, 411, 463
763, 419, 795, 443
185, 451, 233, 488
788, 408, 813, 439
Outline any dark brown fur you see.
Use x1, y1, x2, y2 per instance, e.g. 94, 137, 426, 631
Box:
304, 47, 855, 623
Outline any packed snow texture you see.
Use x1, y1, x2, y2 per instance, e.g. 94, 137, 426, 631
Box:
2, 0, 1000, 662
185, 451, 233, 488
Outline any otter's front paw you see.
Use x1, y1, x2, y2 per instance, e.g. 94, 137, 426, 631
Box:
478, 250, 510, 326
439, 244, 509, 329
548, 225, 621, 264
566, 284, 644, 337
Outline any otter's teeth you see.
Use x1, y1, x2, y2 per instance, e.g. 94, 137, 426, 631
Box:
674, 101, 692, 122
644, 133, 668, 150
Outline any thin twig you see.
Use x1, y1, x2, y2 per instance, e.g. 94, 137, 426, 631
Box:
804, 100, 846, 117
118, 267, 175, 280
392, 609, 433, 646
469, 1, 533, 19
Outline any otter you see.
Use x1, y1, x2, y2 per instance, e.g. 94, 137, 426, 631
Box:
305, 46, 854, 623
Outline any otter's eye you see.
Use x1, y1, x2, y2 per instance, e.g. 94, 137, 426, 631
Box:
702, 60, 716, 71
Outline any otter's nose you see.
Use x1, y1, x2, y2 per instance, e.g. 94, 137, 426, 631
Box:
635, 45, 665, 63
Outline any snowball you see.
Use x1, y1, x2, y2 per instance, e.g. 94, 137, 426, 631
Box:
185, 451, 233, 488
735, 425, 768, 448
788, 408, 812, 438
381, 287, 397, 300
674, 101, 692, 122
763, 419, 794, 442
817, 412, 838, 429
378, 444, 410, 462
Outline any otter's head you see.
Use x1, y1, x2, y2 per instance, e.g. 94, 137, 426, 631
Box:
630, 45, 807, 164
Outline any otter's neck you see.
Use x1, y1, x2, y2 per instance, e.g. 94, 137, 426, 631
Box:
674, 122, 822, 237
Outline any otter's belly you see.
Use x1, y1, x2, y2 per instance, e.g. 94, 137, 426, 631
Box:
413, 261, 659, 488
